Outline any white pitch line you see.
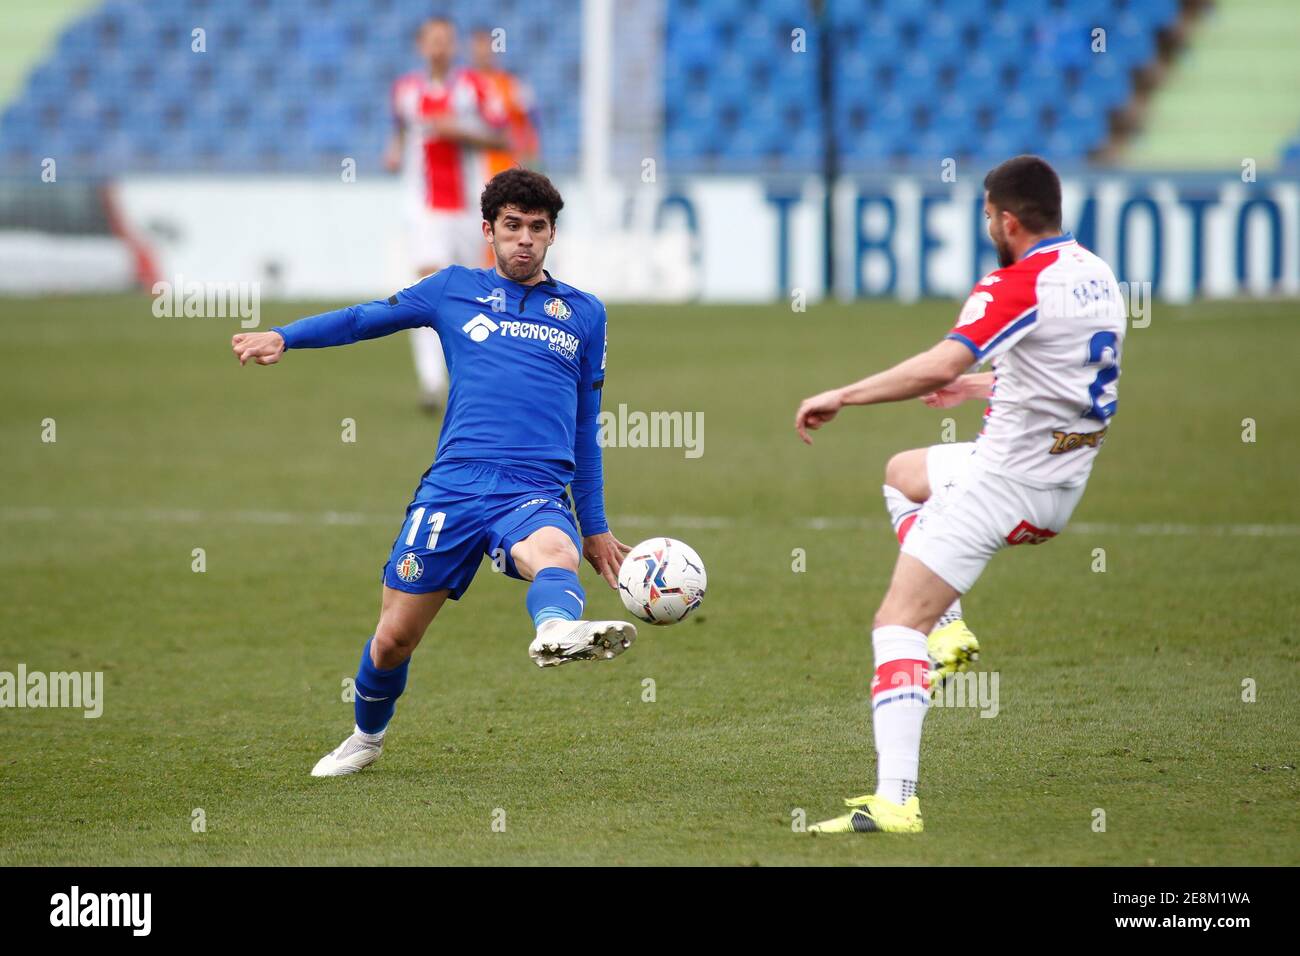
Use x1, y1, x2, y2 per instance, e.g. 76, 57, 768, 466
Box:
0, 505, 392, 527
1071, 521, 1300, 537
1, 506, 1297, 537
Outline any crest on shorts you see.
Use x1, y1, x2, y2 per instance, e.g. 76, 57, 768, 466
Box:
543, 297, 571, 320
395, 552, 424, 583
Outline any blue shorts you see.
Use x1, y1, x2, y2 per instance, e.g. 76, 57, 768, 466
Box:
382, 460, 580, 599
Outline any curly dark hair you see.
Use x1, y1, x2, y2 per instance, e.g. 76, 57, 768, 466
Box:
480, 167, 565, 227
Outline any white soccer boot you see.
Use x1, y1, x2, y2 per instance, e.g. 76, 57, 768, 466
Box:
311, 728, 384, 777
528, 618, 637, 668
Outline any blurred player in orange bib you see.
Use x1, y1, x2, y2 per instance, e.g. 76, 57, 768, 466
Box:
470, 26, 542, 267
385, 17, 507, 411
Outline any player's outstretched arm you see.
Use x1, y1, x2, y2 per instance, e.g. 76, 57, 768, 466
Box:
794, 339, 973, 444
249, 272, 451, 358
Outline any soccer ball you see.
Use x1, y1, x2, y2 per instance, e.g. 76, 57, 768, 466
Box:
617, 537, 707, 625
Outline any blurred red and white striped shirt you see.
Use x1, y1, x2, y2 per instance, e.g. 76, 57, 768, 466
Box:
391, 67, 505, 214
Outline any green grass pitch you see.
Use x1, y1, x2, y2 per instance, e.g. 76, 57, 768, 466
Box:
1, 293, 1297, 865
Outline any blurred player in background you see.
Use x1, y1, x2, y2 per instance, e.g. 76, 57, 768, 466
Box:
794, 156, 1125, 834
470, 25, 541, 175
471, 25, 542, 269
385, 16, 507, 412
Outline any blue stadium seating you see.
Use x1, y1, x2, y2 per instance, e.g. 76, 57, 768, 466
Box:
0, 0, 1181, 176
0, 0, 587, 176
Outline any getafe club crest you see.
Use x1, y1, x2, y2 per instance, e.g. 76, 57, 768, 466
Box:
395, 552, 423, 583
543, 297, 571, 320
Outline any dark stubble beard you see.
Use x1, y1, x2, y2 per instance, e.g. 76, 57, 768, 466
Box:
995, 236, 1015, 269
496, 250, 545, 285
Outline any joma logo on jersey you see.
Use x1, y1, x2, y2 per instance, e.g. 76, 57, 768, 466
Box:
462, 313, 499, 343
1049, 428, 1108, 454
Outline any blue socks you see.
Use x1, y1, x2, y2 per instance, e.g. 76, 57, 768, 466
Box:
352, 571, 583, 735
526, 567, 585, 628
354, 636, 409, 735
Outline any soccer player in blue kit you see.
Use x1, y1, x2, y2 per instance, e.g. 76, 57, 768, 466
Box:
231, 169, 636, 777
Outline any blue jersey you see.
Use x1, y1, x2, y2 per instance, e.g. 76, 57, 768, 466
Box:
271, 266, 609, 534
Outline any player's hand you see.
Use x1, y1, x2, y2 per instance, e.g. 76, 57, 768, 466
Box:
583, 531, 631, 590
794, 388, 846, 445
921, 380, 969, 409
231, 331, 285, 367
427, 116, 460, 139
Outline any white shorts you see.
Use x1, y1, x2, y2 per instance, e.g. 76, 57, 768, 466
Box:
903, 451, 1087, 594
404, 208, 482, 274
926, 441, 977, 501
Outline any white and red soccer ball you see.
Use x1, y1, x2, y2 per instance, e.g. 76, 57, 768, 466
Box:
617, 538, 707, 626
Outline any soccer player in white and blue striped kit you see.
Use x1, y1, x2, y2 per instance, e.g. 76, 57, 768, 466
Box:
231, 169, 636, 777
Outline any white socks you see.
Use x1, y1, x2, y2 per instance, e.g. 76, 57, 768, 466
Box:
882, 484, 921, 540
870, 625, 930, 805
354, 725, 385, 745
